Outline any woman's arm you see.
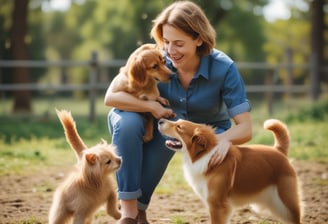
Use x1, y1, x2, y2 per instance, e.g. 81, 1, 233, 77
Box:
104, 76, 175, 119
217, 112, 252, 145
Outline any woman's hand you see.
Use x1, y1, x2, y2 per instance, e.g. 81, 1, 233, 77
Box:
149, 101, 176, 119
207, 139, 231, 172
105, 82, 176, 119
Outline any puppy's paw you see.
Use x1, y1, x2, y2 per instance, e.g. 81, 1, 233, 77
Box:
157, 97, 169, 106
112, 210, 121, 220
143, 133, 153, 142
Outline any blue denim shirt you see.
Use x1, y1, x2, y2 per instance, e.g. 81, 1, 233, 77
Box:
158, 49, 251, 132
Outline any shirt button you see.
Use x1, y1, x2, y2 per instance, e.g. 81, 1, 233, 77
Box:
179, 98, 185, 102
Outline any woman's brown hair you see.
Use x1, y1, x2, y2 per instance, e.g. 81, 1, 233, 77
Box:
150, 1, 216, 56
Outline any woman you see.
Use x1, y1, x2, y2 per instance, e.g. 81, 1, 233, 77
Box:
104, 1, 252, 223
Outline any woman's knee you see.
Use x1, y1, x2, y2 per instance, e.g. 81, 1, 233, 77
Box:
109, 109, 144, 128
109, 110, 145, 135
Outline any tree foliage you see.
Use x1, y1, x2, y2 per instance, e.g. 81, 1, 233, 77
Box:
40, 0, 269, 61
0, 0, 327, 111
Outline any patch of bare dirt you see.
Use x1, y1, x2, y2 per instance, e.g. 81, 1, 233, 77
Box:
0, 161, 327, 223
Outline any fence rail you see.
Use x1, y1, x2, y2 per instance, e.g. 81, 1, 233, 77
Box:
0, 53, 325, 119
0, 83, 309, 93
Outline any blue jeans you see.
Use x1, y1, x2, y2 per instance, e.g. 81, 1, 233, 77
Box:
108, 108, 175, 210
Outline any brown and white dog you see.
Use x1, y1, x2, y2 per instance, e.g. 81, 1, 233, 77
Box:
111, 43, 172, 142
49, 110, 122, 224
158, 118, 302, 224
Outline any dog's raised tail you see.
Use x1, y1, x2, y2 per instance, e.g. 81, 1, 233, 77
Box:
263, 119, 290, 156
56, 109, 88, 160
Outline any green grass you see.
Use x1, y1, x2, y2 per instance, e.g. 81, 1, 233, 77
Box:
0, 97, 111, 175
249, 97, 328, 162
0, 96, 327, 223
0, 96, 327, 175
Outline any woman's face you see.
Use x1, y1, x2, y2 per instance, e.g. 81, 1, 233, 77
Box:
162, 24, 202, 70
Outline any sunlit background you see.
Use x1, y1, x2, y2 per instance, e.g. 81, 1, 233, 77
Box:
0, 1, 327, 223
0, 0, 327, 116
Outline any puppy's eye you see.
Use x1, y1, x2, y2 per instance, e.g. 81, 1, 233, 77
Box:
106, 160, 112, 165
152, 64, 159, 70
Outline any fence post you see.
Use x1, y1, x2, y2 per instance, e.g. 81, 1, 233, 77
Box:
89, 51, 98, 122
310, 53, 320, 101
265, 69, 274, 115
285, 47, 293, 100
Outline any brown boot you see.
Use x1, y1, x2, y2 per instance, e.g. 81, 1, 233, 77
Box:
117, 217, 138, 224
137, 210, 149, 224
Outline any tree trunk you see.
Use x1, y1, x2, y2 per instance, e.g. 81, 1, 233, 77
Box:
11, 0, 31, 113
310, 0, 324, 101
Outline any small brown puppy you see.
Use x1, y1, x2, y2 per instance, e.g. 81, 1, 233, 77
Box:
111, 43, 172, 142
158, 118, 302, 224
49, 109, 121, 224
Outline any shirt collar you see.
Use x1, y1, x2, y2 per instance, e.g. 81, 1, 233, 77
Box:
195, 55, 210, 80
165, 53, 210, 80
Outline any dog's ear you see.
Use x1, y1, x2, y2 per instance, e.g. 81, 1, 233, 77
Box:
85, 153, 97, 165
192, 128, 207, 149
128, 57, 147, 87
190, 128, 208, 162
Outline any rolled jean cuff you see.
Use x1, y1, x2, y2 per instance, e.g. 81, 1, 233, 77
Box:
118, 189, 142, 200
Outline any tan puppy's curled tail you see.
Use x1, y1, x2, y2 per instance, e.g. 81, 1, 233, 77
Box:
263, 119, 290, 156
56, 109, 88, 160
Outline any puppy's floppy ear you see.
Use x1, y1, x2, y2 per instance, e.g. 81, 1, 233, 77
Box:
85, 153, 97, 165
128, 56, 147, 87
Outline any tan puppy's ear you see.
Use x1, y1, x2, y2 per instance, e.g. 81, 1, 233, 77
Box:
128, 57, 147, 87
85, 153, 97, 165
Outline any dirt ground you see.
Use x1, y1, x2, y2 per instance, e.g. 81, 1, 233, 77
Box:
0, 160, 327, 224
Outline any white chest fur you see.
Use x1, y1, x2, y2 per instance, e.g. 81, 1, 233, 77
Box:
182, 149, 217, 207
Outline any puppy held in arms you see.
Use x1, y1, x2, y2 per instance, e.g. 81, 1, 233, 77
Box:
110, 43, 173, 142
158, 118, 302, 224
49, 109, 121, 224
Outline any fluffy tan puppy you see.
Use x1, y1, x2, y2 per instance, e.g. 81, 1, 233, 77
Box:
110, 43, 172, 142
48, 109, 121, 224
158, 118, 302, 224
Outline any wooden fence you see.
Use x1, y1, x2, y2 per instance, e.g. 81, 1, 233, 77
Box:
0, 51, 324, 120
